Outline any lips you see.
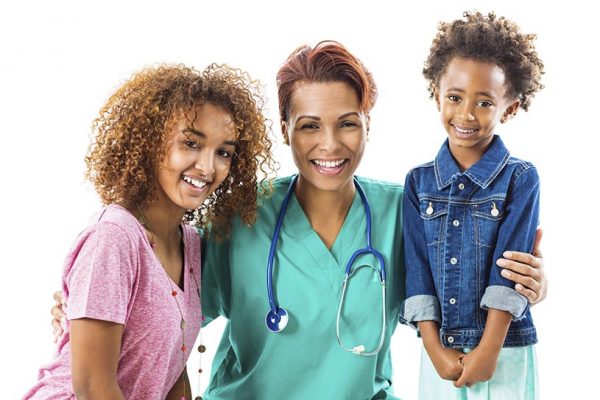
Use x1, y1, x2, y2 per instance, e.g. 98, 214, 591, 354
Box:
182, 175, 210, 192
451, 123, 480, 138
310, 158, 348, 176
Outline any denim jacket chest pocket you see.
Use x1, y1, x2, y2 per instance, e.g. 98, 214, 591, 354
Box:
419, 199, 448, 246
472, 199, 505, 247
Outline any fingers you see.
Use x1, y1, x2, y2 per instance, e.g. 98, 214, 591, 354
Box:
52, 316, 64, 343
514, 284, 539, 303
51, 291, 67, 343
454, 369, 468, 388
52, 303, 67, 320
532, 228, 543, 258
500, 267, 541, 291
499, 252, 542, 272
53, 290, 67, 307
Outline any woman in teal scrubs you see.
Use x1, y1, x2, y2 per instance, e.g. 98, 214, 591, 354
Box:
51, 41, 546, 399
197, 41, 546, 400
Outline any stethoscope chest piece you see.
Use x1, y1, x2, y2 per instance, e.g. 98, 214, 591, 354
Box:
266, 307, 289, 332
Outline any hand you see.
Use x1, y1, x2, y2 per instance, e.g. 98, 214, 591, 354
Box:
427, 346, 465, 381
51, 290, 67, 343
496, 228, 547, 304
454, 345, 499, 388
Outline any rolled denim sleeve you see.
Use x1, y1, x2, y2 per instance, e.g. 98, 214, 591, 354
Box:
399, 171, 441, 329
481, 165, 540, 320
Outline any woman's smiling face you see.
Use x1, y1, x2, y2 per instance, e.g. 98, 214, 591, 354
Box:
282, 81, 368, 193
154, 103, 238, 213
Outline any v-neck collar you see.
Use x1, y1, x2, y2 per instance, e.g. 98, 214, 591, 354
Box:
284, 186, 367, 272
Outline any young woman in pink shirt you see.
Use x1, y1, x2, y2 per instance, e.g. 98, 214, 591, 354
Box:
23, 64, 274, 400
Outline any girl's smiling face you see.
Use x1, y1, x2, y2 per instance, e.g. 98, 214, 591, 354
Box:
154, 103, 238, 213
435, 57, 520, 167
282, 81, 369, 193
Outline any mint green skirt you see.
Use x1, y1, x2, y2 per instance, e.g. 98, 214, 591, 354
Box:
419, 345, 539, 400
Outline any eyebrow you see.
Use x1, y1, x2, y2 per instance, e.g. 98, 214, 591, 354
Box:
182, 128, 238, 147
296, 111, 361, 121
447, 87, 497, 99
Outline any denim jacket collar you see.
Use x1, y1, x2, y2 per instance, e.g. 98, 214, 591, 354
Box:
434, 135, 511, 190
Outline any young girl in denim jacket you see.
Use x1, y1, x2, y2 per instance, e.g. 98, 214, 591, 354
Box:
400, 11, 544, 399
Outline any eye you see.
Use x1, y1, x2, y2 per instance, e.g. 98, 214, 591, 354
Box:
477, 100, 493, 108
218, 149, 233, 159
184, 139, 199, 149
447, 95, 461, 102
339, 120, 359, 128
300, 122, 319, 130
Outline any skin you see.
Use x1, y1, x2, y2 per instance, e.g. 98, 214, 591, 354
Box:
281, 81, 369, 248
434, 57, 520, 170
70, 103, 236, 399
420, 57, 534, 388
51, 80, 547, 395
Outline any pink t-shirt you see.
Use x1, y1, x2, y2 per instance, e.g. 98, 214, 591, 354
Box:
23, 204, 202, 400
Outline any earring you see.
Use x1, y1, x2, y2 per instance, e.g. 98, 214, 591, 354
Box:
184, 209, 196, 222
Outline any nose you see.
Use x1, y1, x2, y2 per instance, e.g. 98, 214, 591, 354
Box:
457, 101, 476, 121
319, 126, 342, 153
195, 149, 216, 179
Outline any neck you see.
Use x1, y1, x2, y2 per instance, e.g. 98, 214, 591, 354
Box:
449, 140, 493, 171
129, 194, 185, 244
294, 174, 356, 248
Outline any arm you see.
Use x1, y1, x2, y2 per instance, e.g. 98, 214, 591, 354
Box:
201, 235, 232, 325
454, 309, 512, 388
70, 318, 125, 399
165, 368, 191, 400
399, 171, 441, 327
419, 321, 464, 381
480, 166, 541, 319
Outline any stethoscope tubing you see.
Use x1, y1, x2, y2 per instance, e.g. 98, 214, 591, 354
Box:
266, 174, 387, 355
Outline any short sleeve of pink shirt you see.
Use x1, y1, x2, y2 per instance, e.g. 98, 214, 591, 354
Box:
64, 217, 138, 324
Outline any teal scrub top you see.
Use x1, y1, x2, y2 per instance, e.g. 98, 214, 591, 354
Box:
201, 176, 405, 400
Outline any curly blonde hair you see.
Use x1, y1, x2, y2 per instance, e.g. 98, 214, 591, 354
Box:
424, 11, 544, 111
86, 64, 276, 238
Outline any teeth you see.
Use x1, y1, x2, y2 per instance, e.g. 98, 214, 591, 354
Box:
183, 176, 207, 188
313, 159, 345, 168
455, 126, 477, 134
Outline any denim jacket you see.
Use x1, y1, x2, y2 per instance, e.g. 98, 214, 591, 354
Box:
399, 135, 538, 348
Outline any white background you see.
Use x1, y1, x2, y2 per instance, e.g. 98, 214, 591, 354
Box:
2, 1, 597, 398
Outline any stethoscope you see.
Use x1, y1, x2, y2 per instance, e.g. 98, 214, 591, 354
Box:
265, 174, 387, 356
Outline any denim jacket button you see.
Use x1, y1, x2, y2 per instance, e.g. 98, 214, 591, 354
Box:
426, 202, 434, 215
452, 220, 460, 227
458, 183, 465, 190
449, 298, 456, 305
450, 257, 458, 265
447, 336, 455, 343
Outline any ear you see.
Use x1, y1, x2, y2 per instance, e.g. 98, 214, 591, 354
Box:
500, 100, 521, 124
281, 120, 290, 145
433, 86, 441, 111
366, 114, 371, 136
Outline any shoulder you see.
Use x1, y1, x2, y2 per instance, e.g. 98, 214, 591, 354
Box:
406, 160, 435, 179
257, 175, 295, 209
505, 156, 540, 183
355, 176, 404, 203
79, 204, 144, 250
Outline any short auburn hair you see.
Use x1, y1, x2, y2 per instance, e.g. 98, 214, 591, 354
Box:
276, 40, 377, 123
